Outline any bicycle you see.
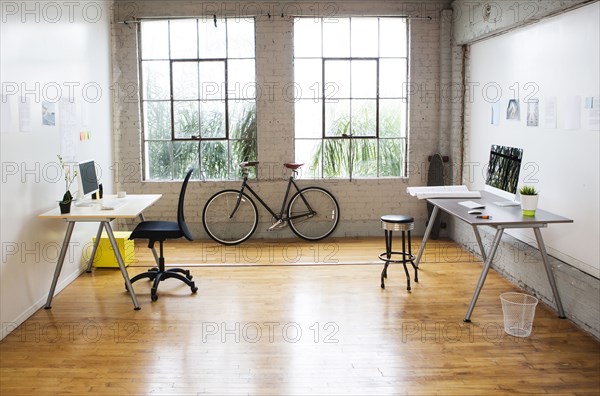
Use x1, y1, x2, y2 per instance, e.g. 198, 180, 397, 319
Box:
202, 161, 340, 245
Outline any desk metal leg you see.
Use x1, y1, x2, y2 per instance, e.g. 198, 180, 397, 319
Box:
414, 206, 439, 268
472, 225, 487, 262
139, 213, 159, 265
533, 227, 566, 319
85, 222, 105, 273
464, 227, 504, 322
45, 221, 75, 309
104, 222, 140, 310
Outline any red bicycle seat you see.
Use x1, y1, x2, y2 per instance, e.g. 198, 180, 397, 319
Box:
284, 163, 304, 170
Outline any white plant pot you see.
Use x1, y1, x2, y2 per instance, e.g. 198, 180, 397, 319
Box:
520, 195, 539, 216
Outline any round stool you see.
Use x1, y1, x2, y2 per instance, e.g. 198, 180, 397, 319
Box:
379, 214, 418, 291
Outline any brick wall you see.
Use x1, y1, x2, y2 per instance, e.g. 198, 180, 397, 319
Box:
111, 0, 453, 238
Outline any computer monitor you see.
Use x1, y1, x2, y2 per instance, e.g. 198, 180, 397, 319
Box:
77, 160, 99, 200
484, 145, 523, 205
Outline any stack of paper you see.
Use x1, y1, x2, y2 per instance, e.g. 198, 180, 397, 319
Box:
406, 185, 481, 199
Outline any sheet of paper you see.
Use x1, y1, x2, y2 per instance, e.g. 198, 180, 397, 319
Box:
59, 98, 78, 161
491, 102, 500, 126
42, 101, 56, 126
506, 99, 520, 121
542, 97, 557, 129
527, 98, 539, 127
582, 95, 599, 131
18, 97, 32, 133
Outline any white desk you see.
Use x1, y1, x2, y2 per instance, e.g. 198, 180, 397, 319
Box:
414, 191, 573, 322
39, 194, 162, 310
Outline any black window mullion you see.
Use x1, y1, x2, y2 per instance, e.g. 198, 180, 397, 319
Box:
224, 59, 230, 141
196, 59, 201, 140
321, 58, 326, 140
376, 59, 380, 139
224, 20, 231, 176
169, 59, 175, 141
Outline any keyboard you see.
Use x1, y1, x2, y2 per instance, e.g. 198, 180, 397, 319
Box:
100, 199, 127, 210
494, 200, 520, 207
458, 200, 485, 209
74, 201, 94, 208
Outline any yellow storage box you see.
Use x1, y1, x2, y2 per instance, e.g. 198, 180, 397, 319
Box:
92, 231, 134, 268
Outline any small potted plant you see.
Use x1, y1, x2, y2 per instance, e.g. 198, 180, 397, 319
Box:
519, 185, 538, 216
58, 155, 77, 214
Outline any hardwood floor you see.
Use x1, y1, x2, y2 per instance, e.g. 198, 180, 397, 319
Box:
1, 238, 599, 395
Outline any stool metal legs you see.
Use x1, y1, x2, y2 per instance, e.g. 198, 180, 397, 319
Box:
379, 230, 418, 291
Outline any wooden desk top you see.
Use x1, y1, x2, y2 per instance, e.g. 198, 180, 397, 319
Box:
38, 194, 162, 220
428, 191, 573, 227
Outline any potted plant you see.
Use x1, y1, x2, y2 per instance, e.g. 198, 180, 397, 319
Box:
519, 185, 538, 216
57, 155, 77, 214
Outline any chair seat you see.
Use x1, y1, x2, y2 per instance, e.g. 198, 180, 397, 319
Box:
381, 214, 414, 224
129, 220, 183, 241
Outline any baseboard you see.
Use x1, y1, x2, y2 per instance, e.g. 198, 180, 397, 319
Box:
1, 266, 86, 341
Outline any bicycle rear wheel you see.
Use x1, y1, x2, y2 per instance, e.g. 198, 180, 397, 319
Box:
203, 190, 258, 245
288, 187, 339, 241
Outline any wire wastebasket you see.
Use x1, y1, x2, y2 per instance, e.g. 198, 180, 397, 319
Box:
500, 292, 539, 337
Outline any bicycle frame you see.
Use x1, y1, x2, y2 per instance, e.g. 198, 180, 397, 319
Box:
229, 170, 315, 223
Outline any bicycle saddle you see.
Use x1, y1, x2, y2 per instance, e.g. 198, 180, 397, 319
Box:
284, 163, 304, 170
240, 161, 259, 168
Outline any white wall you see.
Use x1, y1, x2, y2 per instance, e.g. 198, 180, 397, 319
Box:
1, 1, 113, 339
466, 2, 600, 278
451, 0, 600, 338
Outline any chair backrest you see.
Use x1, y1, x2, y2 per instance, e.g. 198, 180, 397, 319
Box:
177, 168, 194, 241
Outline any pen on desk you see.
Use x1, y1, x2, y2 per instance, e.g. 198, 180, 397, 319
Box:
477, 215, 492, 219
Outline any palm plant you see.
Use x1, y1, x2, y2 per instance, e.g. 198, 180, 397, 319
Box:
309, 108, 405, 179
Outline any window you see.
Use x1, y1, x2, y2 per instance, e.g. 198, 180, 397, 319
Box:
139, 18, 257, 180
294, 17, 408, 179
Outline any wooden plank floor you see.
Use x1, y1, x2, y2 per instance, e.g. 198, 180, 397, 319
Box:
1, 238, 599, 395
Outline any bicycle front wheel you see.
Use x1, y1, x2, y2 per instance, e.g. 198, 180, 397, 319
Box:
202, 190, 258, 245
288, 187, 340, 241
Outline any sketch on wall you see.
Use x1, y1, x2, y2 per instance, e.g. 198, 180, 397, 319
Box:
527, 99, 539, 127
506, 99, 520, 120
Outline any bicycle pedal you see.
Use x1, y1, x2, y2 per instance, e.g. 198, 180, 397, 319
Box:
267, 219, 287, 231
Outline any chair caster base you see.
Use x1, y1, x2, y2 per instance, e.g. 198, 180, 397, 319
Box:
130, 266, 197, 301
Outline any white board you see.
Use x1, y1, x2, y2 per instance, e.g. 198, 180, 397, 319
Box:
466, 3, 600, 277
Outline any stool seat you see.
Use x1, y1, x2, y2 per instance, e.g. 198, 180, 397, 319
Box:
379, 214, 418, 291
381, 214, 414, 224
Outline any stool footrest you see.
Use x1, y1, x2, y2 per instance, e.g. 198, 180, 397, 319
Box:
378, 251, 415, 263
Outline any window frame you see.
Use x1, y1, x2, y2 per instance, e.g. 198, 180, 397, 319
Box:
294, 16, 409, 179
138, 17, 257, 181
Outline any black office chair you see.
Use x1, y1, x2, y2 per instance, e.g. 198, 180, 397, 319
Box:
128, 168, 198, 301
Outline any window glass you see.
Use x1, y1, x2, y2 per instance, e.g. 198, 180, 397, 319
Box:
294, 17, 408, 178
140, 18, 256, 180
170, 19, 198, 59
